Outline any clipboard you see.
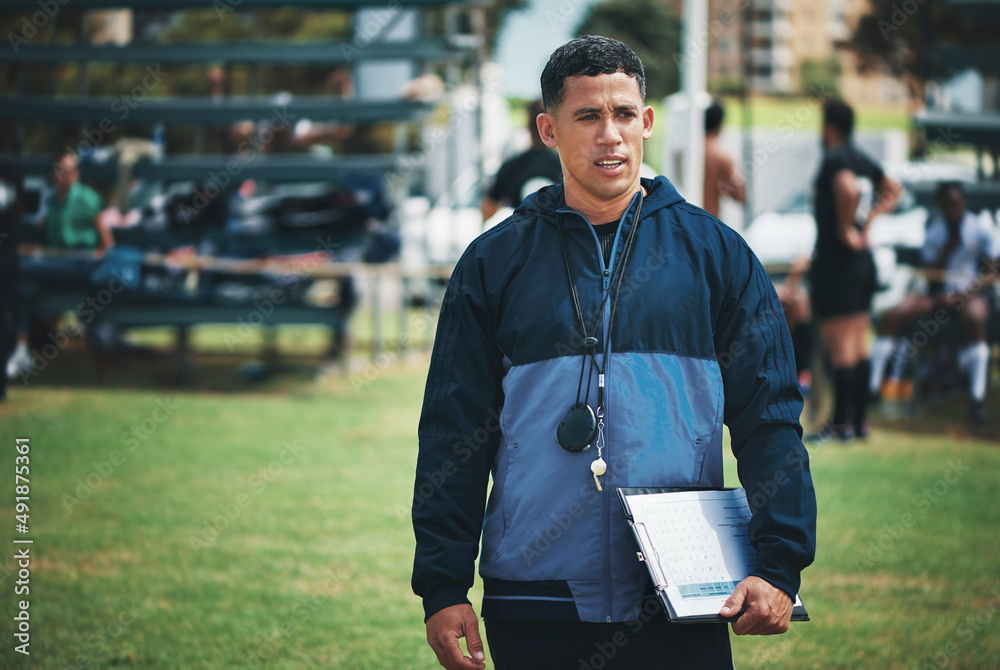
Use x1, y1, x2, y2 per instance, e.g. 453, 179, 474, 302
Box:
618, 486, 809, 624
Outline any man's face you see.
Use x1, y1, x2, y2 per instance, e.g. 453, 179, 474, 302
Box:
939, 188, 965, 228
52, 155, 79, 195
537, 72, 653, 209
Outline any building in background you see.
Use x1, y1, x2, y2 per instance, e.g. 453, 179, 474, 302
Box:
666, 0, 908, 103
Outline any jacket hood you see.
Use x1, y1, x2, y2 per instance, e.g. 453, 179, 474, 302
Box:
513, 175, 686, 225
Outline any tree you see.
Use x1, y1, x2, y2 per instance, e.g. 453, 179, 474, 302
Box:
574, 0, 681, 99
799, 57, 840, 98
484, 0, 528, 56
851, 0, 996, 83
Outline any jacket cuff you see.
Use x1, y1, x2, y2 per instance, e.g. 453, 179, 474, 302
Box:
750, 559, 801, 603
422, 584, 473, 622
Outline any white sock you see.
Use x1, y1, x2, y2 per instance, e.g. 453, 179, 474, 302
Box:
8, 341, 27, 362
869, 336, 897, 393
965, 342, 990, 402
6, 341, 30, 379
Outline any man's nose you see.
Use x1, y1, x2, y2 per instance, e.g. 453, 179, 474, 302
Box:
597, 118, 623, 145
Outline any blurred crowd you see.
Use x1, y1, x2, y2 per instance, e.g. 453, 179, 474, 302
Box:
4, 92, 997, 434
701, 100, 997, 439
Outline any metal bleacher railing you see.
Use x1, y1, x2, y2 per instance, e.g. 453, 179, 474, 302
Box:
0, 0, 484, 375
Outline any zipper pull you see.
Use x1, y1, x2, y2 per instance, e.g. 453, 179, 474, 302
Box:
603, 268, 611, 290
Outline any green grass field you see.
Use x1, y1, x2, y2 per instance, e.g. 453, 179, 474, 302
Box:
1, 339, 999, 669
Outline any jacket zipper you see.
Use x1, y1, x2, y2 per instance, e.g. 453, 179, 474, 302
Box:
597, 192, 641, 622
593, 200, 631, 623
566, 191, 640, 623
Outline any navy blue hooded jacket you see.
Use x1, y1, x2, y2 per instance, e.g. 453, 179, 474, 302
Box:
412, 176, 816, 623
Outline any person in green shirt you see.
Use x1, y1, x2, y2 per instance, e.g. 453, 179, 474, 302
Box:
6, 153, 114, 380
44, 153, 113, 250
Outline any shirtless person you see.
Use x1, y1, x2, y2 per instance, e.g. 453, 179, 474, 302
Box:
703, 102, 745, 219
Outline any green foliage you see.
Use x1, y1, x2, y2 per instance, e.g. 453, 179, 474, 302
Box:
708, 75, 744, 97
574, 0, 681, 99
160, 9, 352, 96
484, 0, 529, 56
799, 57, 841, 97
851, 0, 996, 83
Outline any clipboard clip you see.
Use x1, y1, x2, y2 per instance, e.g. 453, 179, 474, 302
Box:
633, 521, 668, 589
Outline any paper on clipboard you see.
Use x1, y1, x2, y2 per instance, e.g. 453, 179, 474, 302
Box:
619, 487, 808, 623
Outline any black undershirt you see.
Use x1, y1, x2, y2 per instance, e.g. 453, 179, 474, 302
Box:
592, 220, 619, 267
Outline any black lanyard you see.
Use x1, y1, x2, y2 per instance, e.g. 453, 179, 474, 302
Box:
555, 193, 644, 451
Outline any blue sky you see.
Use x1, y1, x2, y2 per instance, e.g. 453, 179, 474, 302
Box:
493, 0, 599, 98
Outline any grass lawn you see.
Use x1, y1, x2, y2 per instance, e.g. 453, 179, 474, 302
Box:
714, 96, 912, 133
1, 342, 999, 669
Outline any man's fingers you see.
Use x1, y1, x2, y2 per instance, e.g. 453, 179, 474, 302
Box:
719, 582, 747, 619
429, 628, 483, 670
731, 601, 768, 636
732, 601, 789, 636
726, 577, 793, 636
462, 615, 486, 664
425, 604, 486, 670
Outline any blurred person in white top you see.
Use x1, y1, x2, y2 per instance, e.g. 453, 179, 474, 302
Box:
869, 181, 999, 421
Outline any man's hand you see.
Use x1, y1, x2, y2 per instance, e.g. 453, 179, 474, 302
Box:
425, 603, 486, 670
719, 576, 793, 636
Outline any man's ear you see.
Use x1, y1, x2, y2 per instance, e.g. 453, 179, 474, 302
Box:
642, 105, 654, 141
537, 112, 558, 148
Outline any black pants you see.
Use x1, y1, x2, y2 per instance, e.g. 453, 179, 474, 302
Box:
485, 614, 733, 670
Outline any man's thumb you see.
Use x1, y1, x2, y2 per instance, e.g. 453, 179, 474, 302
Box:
464, 617, 486, 662
720, 583, 747, 617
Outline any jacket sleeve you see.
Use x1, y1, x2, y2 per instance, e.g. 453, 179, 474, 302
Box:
412, 249, 505, 621
712, 240, 817, 601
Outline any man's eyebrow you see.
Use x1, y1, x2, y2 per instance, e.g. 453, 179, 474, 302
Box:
572, 103, 638, 117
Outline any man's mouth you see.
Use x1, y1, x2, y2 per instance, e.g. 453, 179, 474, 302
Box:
595, 157, 627, 176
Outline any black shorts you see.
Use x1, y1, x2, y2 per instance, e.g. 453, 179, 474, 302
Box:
485, 614, 733, 670
808, 249, 877, 319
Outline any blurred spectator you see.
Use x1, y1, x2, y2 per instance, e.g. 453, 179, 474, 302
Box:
869, 182, 998, 422
775, 256, 813, 397
703, 101, 745, 219
806, 101, 901, 443
0, 162, 22, 404
44, 153, 113, 251
251, 69, 357, 155
6, 153, 112, 379
481, 100, 562, 222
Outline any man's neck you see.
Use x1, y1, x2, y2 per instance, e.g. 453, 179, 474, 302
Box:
564, 181, 644, 225
825, 136, 847, 152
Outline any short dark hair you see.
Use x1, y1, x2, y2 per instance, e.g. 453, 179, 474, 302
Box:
823, 100, 854, 139
540, 35, 645, 112
705, 102, 724, 134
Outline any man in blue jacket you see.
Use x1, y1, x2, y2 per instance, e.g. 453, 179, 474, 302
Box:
412, 36, 816, 670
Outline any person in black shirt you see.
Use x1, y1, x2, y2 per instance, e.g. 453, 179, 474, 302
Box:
481, 100, 562, 222
807, 101, 901, 442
